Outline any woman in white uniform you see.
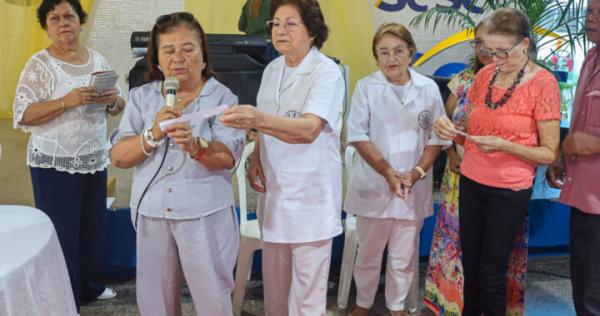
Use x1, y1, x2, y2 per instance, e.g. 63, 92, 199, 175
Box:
221, 0, 344, 315
344, 23, 450, 316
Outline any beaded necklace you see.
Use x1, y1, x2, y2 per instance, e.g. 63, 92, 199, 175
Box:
485, 59, 529, 110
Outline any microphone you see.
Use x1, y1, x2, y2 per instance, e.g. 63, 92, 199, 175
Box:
164, 77, 179, 107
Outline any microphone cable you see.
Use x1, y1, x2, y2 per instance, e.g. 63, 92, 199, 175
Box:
134, 141, 169, 229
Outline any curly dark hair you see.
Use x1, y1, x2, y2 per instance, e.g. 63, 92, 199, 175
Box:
270, 0, 329, 49
146, 12, 216, 82
37, 0, 87, 30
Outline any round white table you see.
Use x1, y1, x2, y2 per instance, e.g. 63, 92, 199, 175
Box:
0, 205, 77, 316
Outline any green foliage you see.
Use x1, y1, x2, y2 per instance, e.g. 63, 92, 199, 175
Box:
409, 0, 589, 61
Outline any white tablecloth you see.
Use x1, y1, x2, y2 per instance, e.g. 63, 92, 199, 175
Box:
0, 205, 77, 316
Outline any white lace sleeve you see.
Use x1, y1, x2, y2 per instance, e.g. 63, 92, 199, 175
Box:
13, 56, 55, 131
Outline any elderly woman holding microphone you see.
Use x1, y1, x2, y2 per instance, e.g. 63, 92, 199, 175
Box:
221, 0, 344, 314
344, 23, 449, 316
13, 0, 123, 310
110, 12, 244, 315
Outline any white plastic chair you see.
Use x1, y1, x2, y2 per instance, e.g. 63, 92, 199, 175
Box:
232, 141, 262, 316
337, 146, 419, 313
337, 146, 359, 309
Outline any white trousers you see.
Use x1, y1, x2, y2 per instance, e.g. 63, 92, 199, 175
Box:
262, 239, 333, 316
353, 217, 422, 311
136, 206, 239, 316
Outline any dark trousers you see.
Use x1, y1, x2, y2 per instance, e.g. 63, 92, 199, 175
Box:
30, 167, 107, 311
459, 176, 531, 316
570, 207, 600, 315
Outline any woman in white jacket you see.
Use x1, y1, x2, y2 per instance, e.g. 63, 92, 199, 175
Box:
345, 23, 450, 316
221, 1, 344, 315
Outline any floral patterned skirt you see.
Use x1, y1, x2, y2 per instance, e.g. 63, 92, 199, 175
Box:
424, 160, 528, 316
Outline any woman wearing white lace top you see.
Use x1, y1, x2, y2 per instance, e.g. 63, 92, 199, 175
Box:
12, 0, 123, 310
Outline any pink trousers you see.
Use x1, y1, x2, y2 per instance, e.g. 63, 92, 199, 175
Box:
262, 239, 333, 316
136, 207, 239, 315
353, 217, 422, 311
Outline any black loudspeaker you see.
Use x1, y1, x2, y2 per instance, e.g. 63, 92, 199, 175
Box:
128, 33, 276, 106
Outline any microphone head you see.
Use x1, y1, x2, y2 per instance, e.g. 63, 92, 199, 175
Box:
164, 77, 179, 91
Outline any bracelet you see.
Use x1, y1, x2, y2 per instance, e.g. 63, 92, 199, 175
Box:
60, 98, 65, 111
143, 128, 164, 148
140, 133, 152, 156
414, 165, 426, 180
106, 99, 119, 112
192, 148, 206, 161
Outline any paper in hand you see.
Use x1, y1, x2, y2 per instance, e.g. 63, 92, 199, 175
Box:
89, 70, 118, 93
455, 130, 469, 137
159, 105, 228, 131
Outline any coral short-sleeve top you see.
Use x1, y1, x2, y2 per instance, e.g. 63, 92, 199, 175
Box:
461, 64, 561, 190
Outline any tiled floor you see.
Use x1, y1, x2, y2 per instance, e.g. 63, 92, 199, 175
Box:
79, 256, 575, 315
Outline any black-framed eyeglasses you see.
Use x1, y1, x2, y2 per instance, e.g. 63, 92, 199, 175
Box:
156, 12, 196, 25
479, 39, 524, 59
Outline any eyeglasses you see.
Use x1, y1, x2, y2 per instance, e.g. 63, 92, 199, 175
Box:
266, 19, 304, 31
479, 39, 524, 59
156, 12, 196, 25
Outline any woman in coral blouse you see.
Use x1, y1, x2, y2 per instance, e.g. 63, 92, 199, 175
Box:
433, 8, 560, 315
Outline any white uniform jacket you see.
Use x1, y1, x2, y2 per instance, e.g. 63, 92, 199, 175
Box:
256, 47, 345, 243
257, 47, 345, 243
344, 69, 451, 220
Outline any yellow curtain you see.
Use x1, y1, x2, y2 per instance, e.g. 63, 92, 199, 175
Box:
319, 1, 376, 94
185, 0, 246, 34
0, 0, 94, 119
186, 0, 376, 98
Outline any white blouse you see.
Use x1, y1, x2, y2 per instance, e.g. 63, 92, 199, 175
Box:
13, 48, 121, 174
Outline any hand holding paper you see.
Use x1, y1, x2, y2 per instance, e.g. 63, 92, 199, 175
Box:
89, 70, 119, 93
159, 105, 228, 131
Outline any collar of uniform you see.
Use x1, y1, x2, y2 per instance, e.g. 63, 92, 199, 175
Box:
151, 77, 218, 97
369, 67, 429, 87
273, 46, 320, 76
370, 68, 430, 107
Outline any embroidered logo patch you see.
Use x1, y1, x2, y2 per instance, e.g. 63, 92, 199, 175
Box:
418, 110, 432, 129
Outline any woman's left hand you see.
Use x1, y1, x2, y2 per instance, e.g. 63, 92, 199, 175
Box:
166, 123, 198, 156
220, 105, 264, 130
396, 170, 421, 199
468, 135, 509, 153
95, 89, 118, 106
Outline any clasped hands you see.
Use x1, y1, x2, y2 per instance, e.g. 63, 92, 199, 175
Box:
385, 169, 421, 200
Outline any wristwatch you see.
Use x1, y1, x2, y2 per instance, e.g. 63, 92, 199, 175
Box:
191, 137, 209, 160
143, 128, 163, 148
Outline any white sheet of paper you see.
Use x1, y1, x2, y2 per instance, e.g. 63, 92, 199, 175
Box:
159, 105, 228, 131
456, 130, 469, 137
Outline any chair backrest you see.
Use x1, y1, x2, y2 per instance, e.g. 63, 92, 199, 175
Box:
235, 141, 256, 227
344, 146, 357, 220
